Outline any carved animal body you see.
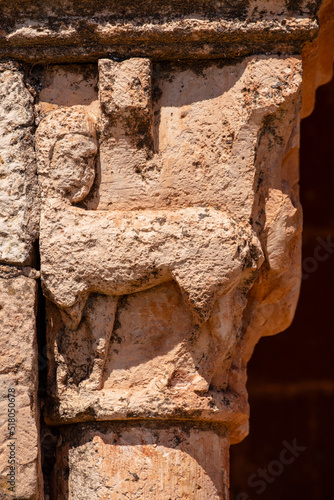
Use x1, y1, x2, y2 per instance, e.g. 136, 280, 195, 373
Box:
40, 203, 263, 328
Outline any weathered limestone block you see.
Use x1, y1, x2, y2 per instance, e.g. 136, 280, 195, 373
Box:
36, 107, 98, 204
51, 423, 229, 500
0, 61, 39, 266
0, 272, 42, 498
37, 56, 302, 443
35, 63, 98, 115
44, 282, 252, 437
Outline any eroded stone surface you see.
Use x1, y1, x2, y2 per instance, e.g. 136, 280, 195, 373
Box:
36, 107, 98, 204
40, 204, 261, 326
0, 274, 42, 498
44, 284, 250, 436
0, 61, 39, 266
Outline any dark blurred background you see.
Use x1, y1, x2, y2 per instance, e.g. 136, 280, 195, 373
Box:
230, 68, 334, 500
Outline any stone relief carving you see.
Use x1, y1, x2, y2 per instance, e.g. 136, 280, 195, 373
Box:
35, 57, 302, 448
0, 0, 332, 494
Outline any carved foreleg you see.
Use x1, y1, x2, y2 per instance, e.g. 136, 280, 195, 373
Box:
56, 294, 118, 391
171, 231, 263, 325
78, 294, 118, 390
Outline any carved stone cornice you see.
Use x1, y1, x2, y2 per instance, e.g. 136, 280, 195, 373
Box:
0, 0, 320, 62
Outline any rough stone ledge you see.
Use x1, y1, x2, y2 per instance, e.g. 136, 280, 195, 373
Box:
0, 19, 319, 63
57, 419, 231, 438
44, 388, 249, 441
0, 0, 322, 64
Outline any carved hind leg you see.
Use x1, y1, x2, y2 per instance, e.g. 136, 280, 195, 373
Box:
58, 293, 89, 330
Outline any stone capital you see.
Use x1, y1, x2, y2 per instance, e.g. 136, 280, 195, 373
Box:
0, 0, 333, 497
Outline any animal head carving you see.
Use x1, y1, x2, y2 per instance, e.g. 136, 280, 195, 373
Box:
36, 107, 97, 203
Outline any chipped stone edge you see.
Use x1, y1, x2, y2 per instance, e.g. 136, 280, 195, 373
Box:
0, 264, 40, 280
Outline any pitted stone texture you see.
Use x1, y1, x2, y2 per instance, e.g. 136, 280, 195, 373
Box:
0, 275, 42, 499
36, 63, 98, 116
98, 58, 152, 129
228, 104, 303, 408
0, 61, 39, 266
51, 423, 229, 500
98, 58, 154, 210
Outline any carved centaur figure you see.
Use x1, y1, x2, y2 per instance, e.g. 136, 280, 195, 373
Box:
37, 107, 263, 331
